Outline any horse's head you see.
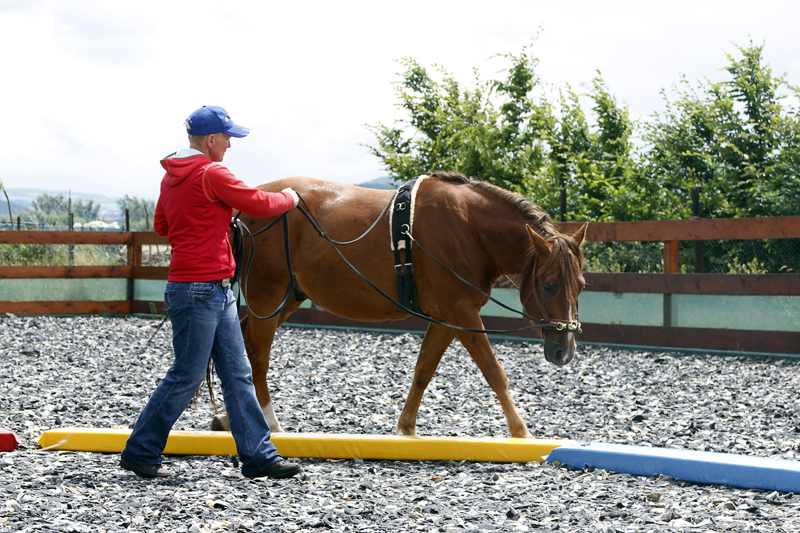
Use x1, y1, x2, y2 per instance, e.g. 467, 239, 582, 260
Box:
519, 223, 587, 366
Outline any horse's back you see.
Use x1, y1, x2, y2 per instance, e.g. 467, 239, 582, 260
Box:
241, 175, 502, 322
246, 177, 403, 321
258, 177, 394, 209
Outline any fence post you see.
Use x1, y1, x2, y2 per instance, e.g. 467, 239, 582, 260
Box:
663, 240, 679, 327
663, 294, 673, 328
68, 212, 74, 265
125, 209, 130, 232
692, 187, 704, 273
126, 233, 142, 308
16, 216, 20, 230
560, 189, 567, 222
664, 240, 680, 274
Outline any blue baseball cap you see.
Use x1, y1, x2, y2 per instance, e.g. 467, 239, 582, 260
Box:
184, 106, 250, 138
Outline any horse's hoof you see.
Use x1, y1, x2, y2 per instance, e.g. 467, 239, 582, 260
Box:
210, 415, 229, 432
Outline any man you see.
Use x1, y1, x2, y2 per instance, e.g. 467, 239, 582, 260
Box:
120, 106, 301, 479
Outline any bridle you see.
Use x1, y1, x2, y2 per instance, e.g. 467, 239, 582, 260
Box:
520, 258, 582, 334
405, 229, 582, 334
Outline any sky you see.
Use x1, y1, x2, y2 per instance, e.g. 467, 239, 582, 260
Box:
1, 0, 799, 202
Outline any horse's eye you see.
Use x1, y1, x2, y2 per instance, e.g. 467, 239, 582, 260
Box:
542, 282, 555, 294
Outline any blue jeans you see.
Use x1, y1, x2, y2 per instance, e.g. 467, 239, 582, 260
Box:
121, 281, 281, 477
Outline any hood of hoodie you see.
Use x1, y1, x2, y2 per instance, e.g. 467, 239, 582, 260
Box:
160, 148, 212, 187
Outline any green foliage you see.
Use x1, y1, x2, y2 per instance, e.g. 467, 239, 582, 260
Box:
18, 193, 100, 226
0, 243, 126, 266
118, 195, 155, 231
0, 179, 12, 225
365, 49, 649, 222
543, 76, 653, 222
366, 41, 800, 273
365, 47, 554, 195
644, 41, 800, 220
582, 241, 664, 273
727, 255, 768, 275
0, 244, 50, 265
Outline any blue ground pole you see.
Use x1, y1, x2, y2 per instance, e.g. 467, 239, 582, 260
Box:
547, 442, 800, 493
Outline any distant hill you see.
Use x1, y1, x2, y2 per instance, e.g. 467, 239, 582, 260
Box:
3, 188, 122, 221
3, 180, 399, 222
356, 177, 395, 190
0, 198, 26, 218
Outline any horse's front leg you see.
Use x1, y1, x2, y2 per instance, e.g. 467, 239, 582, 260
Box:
397, 323, 455, 436
454, 326, 533, 439
246, 313, 284, 432
211, 312, 280, 431
211, 300, 301, 432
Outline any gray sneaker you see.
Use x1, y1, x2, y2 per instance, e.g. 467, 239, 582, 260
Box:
120, 457, 172, 478
249, 460, 302, 479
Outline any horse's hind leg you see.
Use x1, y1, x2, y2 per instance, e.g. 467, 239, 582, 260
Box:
454, 329, 532, 438
397, 323, 455, 436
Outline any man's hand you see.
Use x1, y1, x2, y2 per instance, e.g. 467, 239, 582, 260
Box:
282, 187, 299, 208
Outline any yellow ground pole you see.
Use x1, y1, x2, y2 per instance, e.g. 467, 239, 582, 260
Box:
38, 427, 572, 463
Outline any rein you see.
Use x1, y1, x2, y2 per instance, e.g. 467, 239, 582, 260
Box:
228, 195, 395, 321
233, 192, 581, 335
230, 212, 295, 320
408, 232, 582, 334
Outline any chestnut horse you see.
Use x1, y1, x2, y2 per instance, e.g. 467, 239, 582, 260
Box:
213, 171, 586, 438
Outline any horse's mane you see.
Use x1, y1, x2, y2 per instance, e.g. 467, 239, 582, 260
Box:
429, 171, 557, 236
429, 171, 584, 300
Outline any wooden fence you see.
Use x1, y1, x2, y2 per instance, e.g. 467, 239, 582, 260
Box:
0, 231, 168, 315
1, 215, 799, 354
561, 216, 800, 354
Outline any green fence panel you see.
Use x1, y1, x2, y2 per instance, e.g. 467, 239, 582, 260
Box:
575, 292, 664, 327
2, 279, 797, 333
133, 280, 167, 302
672, 294, 800, 332
0, 279, 127, 302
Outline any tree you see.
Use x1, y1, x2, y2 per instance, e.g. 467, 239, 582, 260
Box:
541, 76, 647, 222
18, 193, 100, 226
365, 49, 644, 222
365, 47, 555, 195
118, 195, 155, 231
643, 41, 800, 219
367, 42, 800, 225
0, 179, 12, 226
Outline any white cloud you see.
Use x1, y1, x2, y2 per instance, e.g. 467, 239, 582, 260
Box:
53, 1, 155, 65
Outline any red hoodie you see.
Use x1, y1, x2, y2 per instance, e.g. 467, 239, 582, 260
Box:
154, 151, 294, 282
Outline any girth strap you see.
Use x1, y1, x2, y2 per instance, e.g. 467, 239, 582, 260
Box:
390, 177, 425, 313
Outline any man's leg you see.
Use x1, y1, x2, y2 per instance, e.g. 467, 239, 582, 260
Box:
211, 286, 299, 478
121, 282, 219, 467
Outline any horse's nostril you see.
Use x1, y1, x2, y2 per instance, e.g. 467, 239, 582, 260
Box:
552, 346, 564, 363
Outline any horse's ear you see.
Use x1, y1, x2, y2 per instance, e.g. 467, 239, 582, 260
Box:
526, 225, 552, 257
572, 223, 588, 247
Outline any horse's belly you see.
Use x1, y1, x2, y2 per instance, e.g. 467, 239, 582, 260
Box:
305, 286, 408, 323
298, 263, 409, 323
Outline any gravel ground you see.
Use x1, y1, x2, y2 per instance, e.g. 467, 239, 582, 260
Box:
2, 314, 800, 532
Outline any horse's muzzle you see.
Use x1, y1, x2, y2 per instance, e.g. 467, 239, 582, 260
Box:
544, 339, 574, 366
